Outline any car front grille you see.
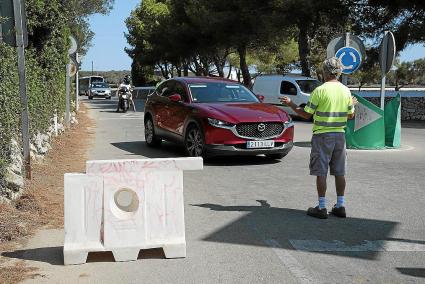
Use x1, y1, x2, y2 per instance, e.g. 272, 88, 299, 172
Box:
235, 122, 284, 139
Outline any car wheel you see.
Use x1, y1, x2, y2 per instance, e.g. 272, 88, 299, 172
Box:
107, 96, 111, 100
185, 125, 205, 157
265, 153, 287, 160
145, 117, 162, 147
89, 96, 93, 100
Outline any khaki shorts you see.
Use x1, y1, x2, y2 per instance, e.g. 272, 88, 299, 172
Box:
310, 132, 347, 176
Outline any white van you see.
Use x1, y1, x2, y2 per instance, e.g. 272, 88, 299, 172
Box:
252, 74, 322, 116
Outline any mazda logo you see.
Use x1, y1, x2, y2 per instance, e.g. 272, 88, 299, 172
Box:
258, 123, 266, 132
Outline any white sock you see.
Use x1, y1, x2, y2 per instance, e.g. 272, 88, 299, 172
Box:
336, 196, 345, 208
318, 197, 326, 209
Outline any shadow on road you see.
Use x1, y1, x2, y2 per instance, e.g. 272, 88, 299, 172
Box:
111, 141, 186, 158
396, 268, 425, 278
111, 141, 283, 166
192, 200, 401, 260
1, 246, 63, 266
294, 141, 312, 148
1, 247, 166, 266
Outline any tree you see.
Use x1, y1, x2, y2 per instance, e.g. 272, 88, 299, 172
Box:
351, 0, 425, 52
272, 0, 352, 77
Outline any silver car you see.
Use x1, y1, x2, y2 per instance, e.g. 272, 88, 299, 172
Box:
88, 82, 112, 100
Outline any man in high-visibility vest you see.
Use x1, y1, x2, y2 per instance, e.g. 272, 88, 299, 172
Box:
280, 57, 356, 219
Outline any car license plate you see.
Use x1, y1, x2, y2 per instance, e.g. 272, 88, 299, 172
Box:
247, 140, 275, 149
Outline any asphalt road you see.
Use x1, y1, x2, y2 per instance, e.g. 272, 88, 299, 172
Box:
9, 96, 425, 283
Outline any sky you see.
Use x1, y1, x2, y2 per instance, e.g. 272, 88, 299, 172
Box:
81, 1, 425, 71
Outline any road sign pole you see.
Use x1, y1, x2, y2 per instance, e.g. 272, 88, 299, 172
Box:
13, 0, 31, 179
341, 32, 351, 85
65, 63, 71, 127
75, 54, 79, 112
380, 31, 389, 110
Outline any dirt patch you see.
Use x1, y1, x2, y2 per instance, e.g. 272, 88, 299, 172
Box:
0, 103, 95, 282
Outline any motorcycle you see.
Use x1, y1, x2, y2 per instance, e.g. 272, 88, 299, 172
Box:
118, 86, 131, 113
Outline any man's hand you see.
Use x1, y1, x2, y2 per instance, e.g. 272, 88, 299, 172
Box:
352, 96, 358, 105
279, 96, 291, 105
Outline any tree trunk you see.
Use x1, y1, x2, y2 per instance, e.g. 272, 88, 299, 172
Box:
298, 24, 311, 77
183, 63, 189, 76
237, 45, 252, 88
227, 64, 233, 79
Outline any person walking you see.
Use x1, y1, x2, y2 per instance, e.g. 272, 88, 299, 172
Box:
280, 57, 356, 219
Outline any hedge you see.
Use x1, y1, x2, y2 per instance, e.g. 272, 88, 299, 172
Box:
0, 42, 67, 179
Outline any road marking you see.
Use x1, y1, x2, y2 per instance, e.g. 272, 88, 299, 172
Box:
120, 113, 143, 118
265, 239, 316, 284
245, 218, 317, 284
289, 240, 425, 252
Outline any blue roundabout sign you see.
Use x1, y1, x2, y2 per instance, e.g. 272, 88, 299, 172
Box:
335, 47, 362, 75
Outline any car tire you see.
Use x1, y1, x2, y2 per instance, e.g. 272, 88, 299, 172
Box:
106, 96, 111, 100
185, 124, 205, 157
145, 117, 162, 147
265, 153, 287, 160
89, 96, 93, 100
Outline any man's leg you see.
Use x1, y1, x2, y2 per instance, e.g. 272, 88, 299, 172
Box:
317, 176, 327, 210
335, 175, 345, 197
307, 134, 333, 219
329, 133, 347, 217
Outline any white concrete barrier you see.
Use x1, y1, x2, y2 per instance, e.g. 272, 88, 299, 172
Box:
64, 158, 203, 265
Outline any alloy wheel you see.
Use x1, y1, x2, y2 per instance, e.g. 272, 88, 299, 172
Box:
186, 127, 204, 157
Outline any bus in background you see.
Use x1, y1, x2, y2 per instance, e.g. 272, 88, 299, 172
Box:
79, 76, 104, 96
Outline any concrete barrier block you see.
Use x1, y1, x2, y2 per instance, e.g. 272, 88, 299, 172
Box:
63, 158, 202, 265
63, 174, 104, 265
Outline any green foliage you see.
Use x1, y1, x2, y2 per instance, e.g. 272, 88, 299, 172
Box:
0, 0, 113, 191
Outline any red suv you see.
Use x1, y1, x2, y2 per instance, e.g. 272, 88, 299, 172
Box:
144, 77, 294, 158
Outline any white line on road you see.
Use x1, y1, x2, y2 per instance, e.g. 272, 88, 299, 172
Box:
289, 240, 425, 252
265, 239, 316, 284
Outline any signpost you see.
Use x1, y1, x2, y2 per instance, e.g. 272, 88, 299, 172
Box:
335, 46, 362, 75
379, 31, 396, 109
1, 0, 31, 178
66, 35, 78, 126
327, 32, 365, 85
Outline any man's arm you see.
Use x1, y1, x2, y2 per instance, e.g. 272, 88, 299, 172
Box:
347, 96, 357, 120
279, 98, 312, 120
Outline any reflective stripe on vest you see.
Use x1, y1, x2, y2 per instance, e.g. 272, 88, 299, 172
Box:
315, 111, 348, 118
306, 101, 318, 110
314, 121, 347, 127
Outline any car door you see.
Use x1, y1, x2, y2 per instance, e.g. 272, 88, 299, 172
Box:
155, 80, 175, 130
162, 81, 190, 136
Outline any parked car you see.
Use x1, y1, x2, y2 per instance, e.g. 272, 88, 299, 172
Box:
252, 74, 321, 116
144, 77, 294, 158
88, 82, 112, 100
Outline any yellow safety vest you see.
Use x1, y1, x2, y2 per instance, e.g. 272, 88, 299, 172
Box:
304, 82, 354, 134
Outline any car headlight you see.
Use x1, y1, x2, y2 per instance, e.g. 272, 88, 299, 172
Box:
207, 118, 234, 129
284, 116, 294, 128
92, 90, 98, 93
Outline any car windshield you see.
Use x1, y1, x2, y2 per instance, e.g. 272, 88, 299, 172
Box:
92, 82, 109, 88
296, 80, 321, 93
189, 83, 259, 103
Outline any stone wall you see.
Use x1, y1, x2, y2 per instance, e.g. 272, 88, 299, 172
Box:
364, 97, 425, 121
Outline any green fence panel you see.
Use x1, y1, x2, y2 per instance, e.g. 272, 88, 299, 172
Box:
345, 94, 385, 149
384, 94, 401, 148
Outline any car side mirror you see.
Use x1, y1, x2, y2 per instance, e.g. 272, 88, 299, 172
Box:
255, 94, 265, 102
169, 93, 182, 102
